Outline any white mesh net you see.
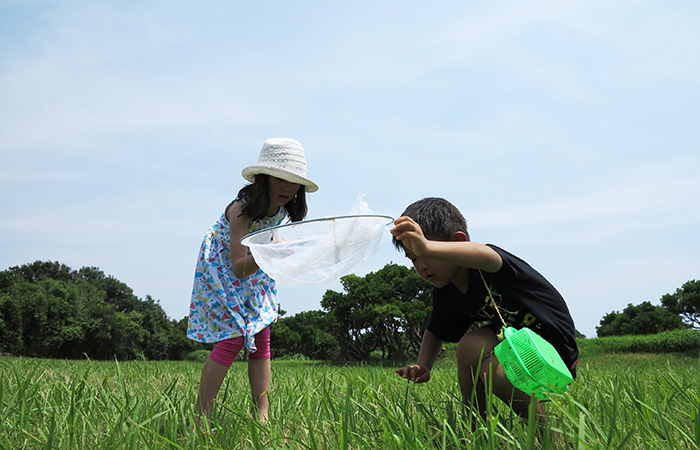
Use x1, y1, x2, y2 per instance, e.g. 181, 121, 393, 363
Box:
240, 195, 393, 285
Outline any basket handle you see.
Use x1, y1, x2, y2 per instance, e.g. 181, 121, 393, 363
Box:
478, 270, 508, 333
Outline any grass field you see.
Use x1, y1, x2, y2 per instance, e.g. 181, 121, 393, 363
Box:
1, 352, 698, 449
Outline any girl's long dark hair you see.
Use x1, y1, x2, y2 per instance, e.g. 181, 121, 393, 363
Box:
237, 174, 308, 222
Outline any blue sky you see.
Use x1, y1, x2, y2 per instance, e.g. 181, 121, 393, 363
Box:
1, 0, 698, 338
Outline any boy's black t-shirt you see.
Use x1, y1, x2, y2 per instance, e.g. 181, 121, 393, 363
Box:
426, 244, 579, 375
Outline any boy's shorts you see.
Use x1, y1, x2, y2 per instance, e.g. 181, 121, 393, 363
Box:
209, 326, 271, 367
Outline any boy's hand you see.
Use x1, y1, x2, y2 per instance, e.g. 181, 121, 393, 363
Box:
395, 364, 431, 383
391, 217, 429, 257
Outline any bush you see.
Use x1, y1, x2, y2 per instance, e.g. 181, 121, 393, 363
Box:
184, 350, 211, 363
579, 329, 700, 357
275, 353, 310, 361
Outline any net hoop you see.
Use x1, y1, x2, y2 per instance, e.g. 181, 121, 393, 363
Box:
240, 214, 394, 244
240, 214, 394, 285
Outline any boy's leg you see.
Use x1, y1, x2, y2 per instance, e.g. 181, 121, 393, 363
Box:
482, 351, 546, 421
456, 327, 546, 421
456, 327, 498, 418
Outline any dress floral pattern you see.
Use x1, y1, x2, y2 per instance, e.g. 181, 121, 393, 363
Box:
187, 198, 286, 353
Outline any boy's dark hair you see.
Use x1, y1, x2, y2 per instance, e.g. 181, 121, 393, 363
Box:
237, 174, 308, 222
392, 197, 469, 251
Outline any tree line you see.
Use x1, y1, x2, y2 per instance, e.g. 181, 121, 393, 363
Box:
0, 260, 697, 361
0, 260, 431, 362
595, 279, 699, 337
0, 261, 210, 361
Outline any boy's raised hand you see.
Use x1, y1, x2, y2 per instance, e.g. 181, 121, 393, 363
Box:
391, 217, 430, 257
395, 364, 431, 383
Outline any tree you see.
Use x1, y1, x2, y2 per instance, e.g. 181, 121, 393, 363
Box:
321, 263, 431, 361
661, 279, 700, 330
0, 275, 99, 358
0, 271, 26, 355
77, 266, 141, 313
6, 260, 76, 284
0, 261, 205, 360
138, 295, 173, 360
271, 310, 338, 360
167, 316, 213, 360
596, 301, 689, 337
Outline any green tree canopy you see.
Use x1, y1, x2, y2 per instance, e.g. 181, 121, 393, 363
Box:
0, 261, 205, 360
320, 263, 431, 361
661, 279, 700, 330
596, 301, 689, 337
271, 310, 338, 360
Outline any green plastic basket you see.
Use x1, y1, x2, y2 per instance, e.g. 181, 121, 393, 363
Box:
493, 327, 573, 400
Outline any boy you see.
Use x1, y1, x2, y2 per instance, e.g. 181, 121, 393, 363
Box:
391, 197, 578, 420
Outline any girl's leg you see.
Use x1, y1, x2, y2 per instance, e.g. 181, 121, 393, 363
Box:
195, 357, 230, 426
247, 327, 272, 423
247, 358, 271, 423
195, 337, 245, 428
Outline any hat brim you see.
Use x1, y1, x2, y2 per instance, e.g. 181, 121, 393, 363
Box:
242, 166, 319, 192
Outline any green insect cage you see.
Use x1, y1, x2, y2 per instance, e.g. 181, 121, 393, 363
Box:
494, 327, 573, 400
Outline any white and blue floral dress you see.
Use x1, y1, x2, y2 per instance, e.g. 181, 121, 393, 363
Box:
187, 199, 286, 353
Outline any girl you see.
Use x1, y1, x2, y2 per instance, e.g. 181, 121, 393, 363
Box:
187, 138, 318, 426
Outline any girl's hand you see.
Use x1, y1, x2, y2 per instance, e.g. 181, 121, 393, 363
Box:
270, 233, 288, 244
395, 364, 431, 384
390, 217, 430, 257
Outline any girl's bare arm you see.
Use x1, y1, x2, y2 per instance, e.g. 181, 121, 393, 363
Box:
227, 201, 259, 279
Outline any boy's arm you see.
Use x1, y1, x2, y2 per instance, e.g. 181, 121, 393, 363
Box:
391, 216, 502, 273
396, 329, 443, 383
416, 329, 443, 371
421, 239, 502, 273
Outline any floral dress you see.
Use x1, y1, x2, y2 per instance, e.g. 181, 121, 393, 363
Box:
187, 199, 286, 353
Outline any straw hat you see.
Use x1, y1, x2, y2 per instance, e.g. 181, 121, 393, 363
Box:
241, 138, 319, 192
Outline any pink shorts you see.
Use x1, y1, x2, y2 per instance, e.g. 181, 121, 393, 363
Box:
208, 327, 271, 367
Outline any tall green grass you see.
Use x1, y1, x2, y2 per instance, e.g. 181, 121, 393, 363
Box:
1, 353, 698, 449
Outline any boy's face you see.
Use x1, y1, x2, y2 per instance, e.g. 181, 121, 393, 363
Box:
404, 247, 467, 290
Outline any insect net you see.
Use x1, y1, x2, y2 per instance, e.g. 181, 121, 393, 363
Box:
240, 195, 393, 285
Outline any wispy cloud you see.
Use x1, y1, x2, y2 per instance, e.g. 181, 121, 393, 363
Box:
1, 0, 699, 337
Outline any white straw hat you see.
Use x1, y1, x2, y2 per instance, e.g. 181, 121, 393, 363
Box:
241, 138, 319, 192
